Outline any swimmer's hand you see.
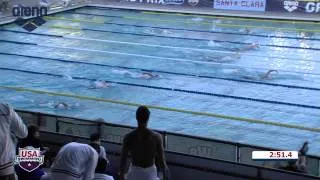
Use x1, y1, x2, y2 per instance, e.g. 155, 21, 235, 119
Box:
299, 141, 309, 156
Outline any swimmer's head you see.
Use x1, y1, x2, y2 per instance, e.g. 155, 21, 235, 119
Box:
141, 72, 159, 79
268, 70, 279, 75
63, 74, 73, 80
55, 102, 68, 109
94, 80, 110, 88
250, 43, 260, 49
261, 70, 279, 80
162, 30, 170, 34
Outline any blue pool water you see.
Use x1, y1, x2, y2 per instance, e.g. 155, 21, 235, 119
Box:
1, 7, 320, 155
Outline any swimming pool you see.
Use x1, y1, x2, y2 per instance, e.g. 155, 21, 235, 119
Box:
1, 6, 320, 156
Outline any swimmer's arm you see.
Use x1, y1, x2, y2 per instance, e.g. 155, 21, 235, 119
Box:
119, 135, 129, 180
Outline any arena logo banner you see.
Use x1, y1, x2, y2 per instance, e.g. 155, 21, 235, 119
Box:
12, 6, 48, 32
213, 0, 267, 12
267, 0, 320, 14
122, 0, 210, 7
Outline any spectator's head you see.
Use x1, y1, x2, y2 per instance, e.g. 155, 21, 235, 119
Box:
90, 143, 101, 155
90, 133, 101, 144
136, 106, 150, 128
28, 125, 40, 139
95, 158, 107, 174
50, 142, 98, 179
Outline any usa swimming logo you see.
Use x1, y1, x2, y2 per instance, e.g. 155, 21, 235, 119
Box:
12, 6, 48, 32
15, 146, 44, 172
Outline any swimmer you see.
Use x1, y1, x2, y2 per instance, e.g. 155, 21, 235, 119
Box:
39, 0, 49, 7
239, 27, 250, 34
0, 0, 9, 11
260, 70, 279, 80
162, 29, 173, 35
112, 69, 159, 79
238, 70, 278, 81
300, 32, 314, 38
54, 102, 69, 109
280, 141, 308, 173
207, 52, 241, 63
234, 43, 260, 52
62, 74, 73, 80
244, 27, 250, 34
144, 28, 156, 35
112, 69, 135, 77
140, 72, 160, 79
90, 80, 111, 89
62, 0, 70, 7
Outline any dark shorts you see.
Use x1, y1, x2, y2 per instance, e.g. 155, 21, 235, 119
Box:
0, 174, 16, 180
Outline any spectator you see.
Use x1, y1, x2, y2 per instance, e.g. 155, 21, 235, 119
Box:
41, 142, 98, 180
93, 158, 114, 180
0, 0, 9, 12
281, 141, 308, 173
0, 103, 28, 180
89, 133, 108, 161
16, 125, 49, 180
119, 106, 169, 180
17, 125, 49, 154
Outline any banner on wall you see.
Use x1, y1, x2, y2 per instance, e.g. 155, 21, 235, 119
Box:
213, 0, 266, 12
267, 0, 320, 14
120, 0, 213, 8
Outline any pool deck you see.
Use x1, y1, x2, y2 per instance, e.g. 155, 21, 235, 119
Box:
91, 0, 320, 22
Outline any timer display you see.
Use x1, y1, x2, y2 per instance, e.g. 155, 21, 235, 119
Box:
252, 151, 298, 160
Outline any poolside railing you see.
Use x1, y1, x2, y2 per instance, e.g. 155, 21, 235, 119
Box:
16, 109, 320, 176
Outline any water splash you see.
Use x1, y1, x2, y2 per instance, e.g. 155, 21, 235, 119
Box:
162, 29, 174, 35
208, 40, 217, 47
62, 74, 73, 80
191, 17, 203, 22
143, 28, 156, 35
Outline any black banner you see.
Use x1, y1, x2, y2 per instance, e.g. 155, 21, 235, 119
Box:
266, 0, 320, 14
115, 0, 213, 8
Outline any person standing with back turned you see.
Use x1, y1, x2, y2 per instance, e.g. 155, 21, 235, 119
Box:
119, 106, 169, 180
0, 103, 28, 180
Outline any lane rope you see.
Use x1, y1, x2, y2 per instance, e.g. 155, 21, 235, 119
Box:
52, 13, 320, 41
1, 67, 320, 110
3, 28, 319, 64
0, 85, 319, 132
64, 35, 320, 52
1, 51, 319, 91
44, 16, 320, 51
0, 52, 319, 91
1, 38, 319, 76
123, 16, 320, 33
66, 10, 320, 33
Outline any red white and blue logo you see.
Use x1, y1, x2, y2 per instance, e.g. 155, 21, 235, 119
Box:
15, 146, 44, 172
